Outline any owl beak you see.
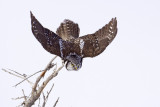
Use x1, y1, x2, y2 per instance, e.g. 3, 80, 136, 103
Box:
75, 66, 78, 70
72, 63, 77, 70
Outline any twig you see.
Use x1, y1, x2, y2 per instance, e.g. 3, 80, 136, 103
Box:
8, 69, 27, 77
46, 83, 54, 101
2, 69, 25, 79
53, 97, 59, 107
42, 92, 46, 107
12, 96, 27, 100
2, 69, 33, 86
14, 70, 43, 87
42, 83, 54, 107
22, 89, 27, 101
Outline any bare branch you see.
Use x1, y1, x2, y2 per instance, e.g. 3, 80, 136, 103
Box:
42, 83, 54, 107
37, 63, 64, 97
41, 56, 57, 77
32, 56, 57, 95
24, 56, 64, 107
12, 96, 27, 100
2, 69, 33, 86
2, 69, 25, 79
42, 92, 46, 107
3, 56, 63, 107
14, 70, 42, 87
46, 83, 54, 101
8, 69, 27, 77
22, 89, 27, 101
53, 97, 59, 107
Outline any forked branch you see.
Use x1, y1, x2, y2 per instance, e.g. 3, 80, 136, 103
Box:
24, 56, 64, 107
2, 56, 64, 107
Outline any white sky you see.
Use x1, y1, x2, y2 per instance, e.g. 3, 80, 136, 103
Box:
0, 0, 160, 107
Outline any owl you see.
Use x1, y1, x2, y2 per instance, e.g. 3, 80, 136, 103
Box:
30, 12, 117, 71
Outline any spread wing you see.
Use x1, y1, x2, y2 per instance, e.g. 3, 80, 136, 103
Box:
79, 18, 117, 58
30, 12, 62, 57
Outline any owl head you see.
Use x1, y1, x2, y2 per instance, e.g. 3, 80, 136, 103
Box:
65, 54, 82, 71
66, 61, 82, 71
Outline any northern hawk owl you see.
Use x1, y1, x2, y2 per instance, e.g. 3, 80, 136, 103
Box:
30, 12, 117, 71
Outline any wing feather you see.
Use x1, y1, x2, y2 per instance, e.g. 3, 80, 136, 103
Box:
30, 12, 62, 57
56, 19, 80, 41
79, 18, 117, 58
31, 12, 117, 59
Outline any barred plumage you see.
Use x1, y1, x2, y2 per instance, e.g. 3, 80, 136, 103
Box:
31, 11, 117, 71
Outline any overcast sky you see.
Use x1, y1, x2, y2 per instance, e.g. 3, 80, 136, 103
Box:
0, 0, 160, 107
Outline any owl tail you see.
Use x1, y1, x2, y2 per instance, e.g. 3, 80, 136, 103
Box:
56, 19, 80, 41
